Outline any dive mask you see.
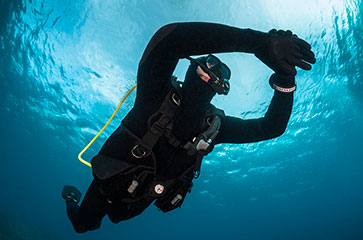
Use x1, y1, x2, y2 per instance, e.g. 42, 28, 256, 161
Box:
186, 54, 231, 95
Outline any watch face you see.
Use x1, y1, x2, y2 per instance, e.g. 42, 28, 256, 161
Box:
154, 184, 165, 194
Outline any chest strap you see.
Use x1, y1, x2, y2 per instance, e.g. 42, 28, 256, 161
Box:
131, 81, 182, 159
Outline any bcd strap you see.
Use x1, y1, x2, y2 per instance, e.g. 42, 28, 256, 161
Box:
131, 85, 182, 159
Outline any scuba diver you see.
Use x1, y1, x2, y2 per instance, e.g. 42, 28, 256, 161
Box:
62, 22, 316, 233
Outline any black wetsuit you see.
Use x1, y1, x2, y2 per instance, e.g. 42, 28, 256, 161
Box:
65, 22, 293, 233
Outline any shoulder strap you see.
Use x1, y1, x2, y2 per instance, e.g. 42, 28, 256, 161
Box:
130, 76, 182, 159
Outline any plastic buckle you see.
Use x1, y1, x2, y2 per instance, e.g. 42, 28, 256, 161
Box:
131, 144, 150, 158
151, 117, 168, 134
171, 93, 181, 106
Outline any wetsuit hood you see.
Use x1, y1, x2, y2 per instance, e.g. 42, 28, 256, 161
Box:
172, 59, 216, 140
182, 57, 216, 105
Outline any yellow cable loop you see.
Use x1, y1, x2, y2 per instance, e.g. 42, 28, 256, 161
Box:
78, 84, 137, 167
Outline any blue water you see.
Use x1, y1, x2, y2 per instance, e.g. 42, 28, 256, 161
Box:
1, 0, 362, 239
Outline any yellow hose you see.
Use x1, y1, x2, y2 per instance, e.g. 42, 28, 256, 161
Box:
78, 84, 137, 167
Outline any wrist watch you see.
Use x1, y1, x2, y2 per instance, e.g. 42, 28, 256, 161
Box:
271, 83, 296, 93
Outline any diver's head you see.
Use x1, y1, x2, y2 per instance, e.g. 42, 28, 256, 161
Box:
190, 54, 231, 95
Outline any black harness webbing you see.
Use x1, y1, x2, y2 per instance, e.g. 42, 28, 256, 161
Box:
130, 79, 182, 159
96, 77, 225, 212
125, 77, 225, 177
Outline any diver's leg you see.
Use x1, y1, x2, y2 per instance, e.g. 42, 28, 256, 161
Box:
63, 180, 108, 233
107, 197, 153, 223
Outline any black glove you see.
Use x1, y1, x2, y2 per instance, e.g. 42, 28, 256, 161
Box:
254, 29, 316, 76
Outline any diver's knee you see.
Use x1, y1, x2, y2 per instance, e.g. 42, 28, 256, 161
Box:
108, 211, 140, 223
74, 222, 101, 234
74, 225, 87, 234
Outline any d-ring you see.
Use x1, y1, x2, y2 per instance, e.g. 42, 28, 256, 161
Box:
131, 145, 147, 159
171, 93, 181, 106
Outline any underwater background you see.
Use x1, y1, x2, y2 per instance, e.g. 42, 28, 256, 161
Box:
1, 0, 362, 239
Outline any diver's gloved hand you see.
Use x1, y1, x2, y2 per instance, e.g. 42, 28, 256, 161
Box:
254, 29, 316, 75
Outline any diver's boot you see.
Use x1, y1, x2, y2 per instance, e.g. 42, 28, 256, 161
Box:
62, 185, 82, 204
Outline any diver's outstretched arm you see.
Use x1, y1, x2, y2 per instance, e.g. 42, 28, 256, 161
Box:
136, 22, 315, 98
215, 74, 295, 144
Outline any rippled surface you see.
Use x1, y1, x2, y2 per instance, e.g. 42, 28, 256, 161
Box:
1, 0, 362, 239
